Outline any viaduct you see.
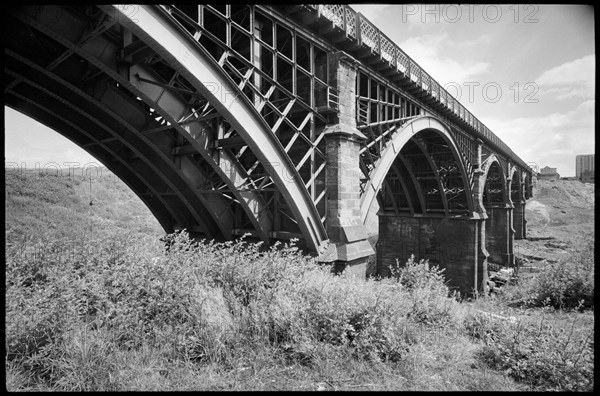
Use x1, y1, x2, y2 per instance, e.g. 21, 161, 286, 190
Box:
5, 4, 533, 294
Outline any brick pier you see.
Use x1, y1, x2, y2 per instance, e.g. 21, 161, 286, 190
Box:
377, 213, 488, 294
318, 52, 374, 274
485, 205, 514, 266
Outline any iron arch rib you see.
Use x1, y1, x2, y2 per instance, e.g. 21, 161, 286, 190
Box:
4, 49, 223, 238
388, 161, 415, 215
110, 5, 327, 251
7, 7, 231, 239
360, 116, 475, 223
4, 96, 181, 233
128, 64, 273, 242
480, 155, 507, 206
410, 137, 449, 215
397, 153, 426, 214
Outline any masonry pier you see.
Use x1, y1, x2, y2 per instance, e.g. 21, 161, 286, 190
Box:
512, 199, 526, 240
318, 52, 374, 275
377, 212, 488, 294
485, 205, 515, 267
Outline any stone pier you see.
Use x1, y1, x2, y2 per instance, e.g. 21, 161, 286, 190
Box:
318, 51, 374, 275
485, 205, 514, 266
512, 199, 526, 239
377, 212, 488, 294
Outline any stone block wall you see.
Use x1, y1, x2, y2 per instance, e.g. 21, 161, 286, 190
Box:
485, 206, 513, 266
377, 213, 488, 294
318, 51, 374, 269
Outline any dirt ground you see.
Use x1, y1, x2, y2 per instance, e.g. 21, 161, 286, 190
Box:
514, 179, 595, 268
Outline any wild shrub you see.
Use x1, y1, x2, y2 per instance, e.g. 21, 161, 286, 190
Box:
11, 227, 592, 391
504, 237, 594, 311
388, 255, 456, 326
463, 311, 504, 343
5, 237, 84, 364
266, 271, 416, 363
389, 254, 447, 292
475, 308, 594, 391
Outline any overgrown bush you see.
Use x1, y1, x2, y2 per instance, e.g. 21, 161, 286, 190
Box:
472, 307, 594, 391
463, 311, 505, 343
389, 255, 456, 325
389, 254, 447, 292
6, 231, 468, 390
7, 229, 592, 391
504, 237, 594, 310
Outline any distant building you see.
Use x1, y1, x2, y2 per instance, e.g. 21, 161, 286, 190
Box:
581, 170, 595, 183
576, 154, 594, 182
538, 166, 560, 181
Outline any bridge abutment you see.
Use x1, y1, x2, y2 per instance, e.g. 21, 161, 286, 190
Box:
376, 212, 488, 294
318, 52, 374, 275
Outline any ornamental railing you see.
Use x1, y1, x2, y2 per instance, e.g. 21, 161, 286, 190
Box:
306, 4, 531, 173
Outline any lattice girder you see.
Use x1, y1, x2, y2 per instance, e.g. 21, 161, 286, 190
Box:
112, 4, 329, 250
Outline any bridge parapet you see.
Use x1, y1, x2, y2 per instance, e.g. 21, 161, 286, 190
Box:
289, 4, 532, 178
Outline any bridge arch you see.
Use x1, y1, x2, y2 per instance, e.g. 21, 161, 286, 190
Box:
509, 168, 528, 240
6, 4, 533, 284
479, 155, 514, 266
480, 155, 508, 208
6, 4, 329, 252
110, 5, 328, 251
508, 166, 523, 204
5, 49, 226, 240
360, 116, 475, 222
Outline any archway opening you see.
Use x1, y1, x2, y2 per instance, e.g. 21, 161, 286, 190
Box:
374, 126, 483, 293
482, 161, 511, 268
379, 129, 471, 217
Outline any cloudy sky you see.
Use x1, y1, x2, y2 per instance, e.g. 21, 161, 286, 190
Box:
4, 4, 595, 176
352, 4, 595, 176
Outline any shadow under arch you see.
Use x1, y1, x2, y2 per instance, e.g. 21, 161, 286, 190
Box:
360, 115, 475, 223
479, 155, 514, 267
370, 116, 489, 295
480, 154, 508, 208
508, 166, 523, 203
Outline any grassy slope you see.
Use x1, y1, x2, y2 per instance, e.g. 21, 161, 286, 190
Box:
5, 168, 163, 243
4, 169, 594, 391
525, 179, 594, 240
514, 179, 595, 263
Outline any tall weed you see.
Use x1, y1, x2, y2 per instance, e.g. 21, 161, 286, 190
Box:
503, 237, 594, 310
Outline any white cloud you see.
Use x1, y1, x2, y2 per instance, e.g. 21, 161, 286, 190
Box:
485, 100, 595, 176
350, 6, 492, 87
398, 33, 490, 85
457, 35, 491, 49
535, 55, 595, 100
